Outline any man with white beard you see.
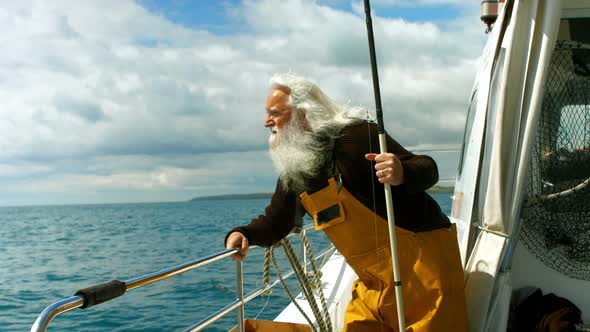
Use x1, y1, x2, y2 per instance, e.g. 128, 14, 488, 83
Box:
225, 74, 468, 332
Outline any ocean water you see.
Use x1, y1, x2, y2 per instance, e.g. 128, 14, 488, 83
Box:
0, 194, 452, 332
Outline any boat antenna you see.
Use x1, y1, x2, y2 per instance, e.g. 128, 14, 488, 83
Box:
363, 1, 406, 331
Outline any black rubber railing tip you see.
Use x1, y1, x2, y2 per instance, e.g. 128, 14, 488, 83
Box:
75, 280, 127, 309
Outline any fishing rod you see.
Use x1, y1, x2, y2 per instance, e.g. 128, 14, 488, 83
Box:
363, 1, 406, 331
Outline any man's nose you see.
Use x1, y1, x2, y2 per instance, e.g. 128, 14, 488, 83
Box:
264, 115, 273, 127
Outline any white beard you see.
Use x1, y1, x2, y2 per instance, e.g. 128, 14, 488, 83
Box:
268, 116, 324, 193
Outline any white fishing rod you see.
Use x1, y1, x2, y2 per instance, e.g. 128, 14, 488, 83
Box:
363, 1, 406, 331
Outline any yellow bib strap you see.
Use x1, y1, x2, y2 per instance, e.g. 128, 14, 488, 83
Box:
300, 178, 346, 230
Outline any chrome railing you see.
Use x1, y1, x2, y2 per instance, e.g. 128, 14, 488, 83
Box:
31, 224, 333, 332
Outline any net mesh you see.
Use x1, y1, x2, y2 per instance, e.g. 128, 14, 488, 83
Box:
521, 41, 590, 280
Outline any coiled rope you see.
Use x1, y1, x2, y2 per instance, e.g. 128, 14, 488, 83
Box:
300, 233, 331, 327
262, 233, 333, 332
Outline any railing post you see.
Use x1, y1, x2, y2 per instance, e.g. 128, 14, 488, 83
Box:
301, 229, 307, 276
236, 260, 245, 332
300, 229, 309, 300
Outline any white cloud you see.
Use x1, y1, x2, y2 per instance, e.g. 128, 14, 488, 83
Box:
0, 0, 487, 205
371, 0, 471, 7
0, 162, 51, 178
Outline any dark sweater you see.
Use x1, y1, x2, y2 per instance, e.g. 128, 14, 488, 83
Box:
229, 122, 450, 247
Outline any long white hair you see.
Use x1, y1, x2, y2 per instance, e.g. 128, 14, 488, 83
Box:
269, 74, 367, 139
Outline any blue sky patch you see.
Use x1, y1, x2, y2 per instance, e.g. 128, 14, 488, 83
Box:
137, 0, 242, 34
136, 0, 463, 34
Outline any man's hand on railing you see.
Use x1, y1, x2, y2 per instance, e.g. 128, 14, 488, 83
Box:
226, 232, 250, 262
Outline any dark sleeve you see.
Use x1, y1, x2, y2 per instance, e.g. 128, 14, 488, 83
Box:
384, 131, 439, 194
336, 122, 439, 194
335, 122, 448, 231
224, 179, 297, 247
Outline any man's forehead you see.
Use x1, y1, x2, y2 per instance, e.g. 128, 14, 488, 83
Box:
271, 83, 291, 95
267, 85, 291, 110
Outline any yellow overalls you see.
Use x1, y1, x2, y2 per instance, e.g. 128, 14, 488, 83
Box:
300, 178, 468, 332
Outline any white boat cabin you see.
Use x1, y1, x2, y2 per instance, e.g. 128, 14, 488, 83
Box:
456, 0, 590, 331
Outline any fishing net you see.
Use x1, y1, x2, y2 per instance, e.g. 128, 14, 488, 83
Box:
521, 41, 590, 280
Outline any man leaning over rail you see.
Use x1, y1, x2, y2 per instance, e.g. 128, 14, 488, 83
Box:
224, 74, 468, 332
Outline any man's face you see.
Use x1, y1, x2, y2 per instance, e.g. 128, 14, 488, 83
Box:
265, 86, 293, 129
265, 85, 294, 147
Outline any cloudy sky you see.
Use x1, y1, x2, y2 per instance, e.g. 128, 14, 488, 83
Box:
0, 0, 488, 206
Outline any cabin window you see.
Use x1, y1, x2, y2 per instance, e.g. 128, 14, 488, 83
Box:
457, 91, 477, 175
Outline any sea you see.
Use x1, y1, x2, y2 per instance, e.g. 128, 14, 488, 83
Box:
0, 194, 452, 332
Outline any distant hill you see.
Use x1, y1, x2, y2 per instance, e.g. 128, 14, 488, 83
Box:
427, 185, 454, 194
190, 185, 453, 202
190, 193, 272, 201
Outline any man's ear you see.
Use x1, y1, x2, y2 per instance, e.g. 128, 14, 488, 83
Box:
297, 110, 306, 121
298, 111, 312, 132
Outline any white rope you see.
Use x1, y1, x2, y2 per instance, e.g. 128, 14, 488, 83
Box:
281, 238, 330, 332
262, 236, 333, 332
267, 246, 318, 331
301, 233, 332, 331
